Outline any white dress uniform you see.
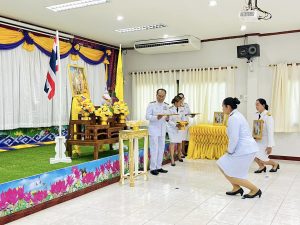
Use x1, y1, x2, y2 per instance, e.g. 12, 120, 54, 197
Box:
216, 109, 259, 179
146, 101, 169, 171
255, 110, 275, 161
181, 103, 191, 141
167, 106, 185, 143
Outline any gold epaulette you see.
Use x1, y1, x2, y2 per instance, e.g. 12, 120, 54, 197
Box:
150, 101, 156, 103
267, 112, 272, 116
164, 102, 169, 105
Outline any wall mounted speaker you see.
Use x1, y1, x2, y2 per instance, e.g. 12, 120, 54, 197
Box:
237, 44, 260, 60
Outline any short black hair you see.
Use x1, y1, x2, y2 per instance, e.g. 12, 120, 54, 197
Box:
156, 88, 167, 95
257, 98, 269, 110
171, 95, 182, 104
223, 97, 240, 110
177, 93, 184, 98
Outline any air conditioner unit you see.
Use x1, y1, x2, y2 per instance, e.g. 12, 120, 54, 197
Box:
134, 35, 201, 54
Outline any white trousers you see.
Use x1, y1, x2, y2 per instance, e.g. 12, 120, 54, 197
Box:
149, 135, 166, 171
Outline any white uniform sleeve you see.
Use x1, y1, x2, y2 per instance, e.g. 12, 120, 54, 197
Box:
227, 116, 240, 154
266, 116, 275, 147
146, 104, 158, 122
168, 116, 177, 128
186, 104, 191, 114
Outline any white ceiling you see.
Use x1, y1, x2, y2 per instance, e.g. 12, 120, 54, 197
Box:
0, 0, 299, 48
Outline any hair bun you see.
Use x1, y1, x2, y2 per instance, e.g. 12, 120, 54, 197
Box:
233, 98, 240, 105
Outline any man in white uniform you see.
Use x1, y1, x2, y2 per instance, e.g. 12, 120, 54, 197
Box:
146, 89, 169, 175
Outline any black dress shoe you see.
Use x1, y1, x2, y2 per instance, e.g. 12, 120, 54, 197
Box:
254, 167, 266, 173
150, 170, 159, 175
242, 189, 262, 199
171, 163, 176, 166
226, 188, 244, 196
269, 164, 280, 172
178, 159, 183, 162
157, 168, 168, 173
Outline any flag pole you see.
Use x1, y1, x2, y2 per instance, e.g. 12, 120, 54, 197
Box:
57, 30, 62, 137
50, 31, 71, 164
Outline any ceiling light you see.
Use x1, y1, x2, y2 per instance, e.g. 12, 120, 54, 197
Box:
163, 34, 169, 38
47, 0, 109, 12
115, 23, 167, 33
117, 16, 124, 21
209, 0, 217, 7
240, 25, 247, 31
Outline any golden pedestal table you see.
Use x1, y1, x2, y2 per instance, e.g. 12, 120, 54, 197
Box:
119, 129, 149, 187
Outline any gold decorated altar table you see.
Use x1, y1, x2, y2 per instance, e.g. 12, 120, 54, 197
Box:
119, 129, 148, 187
187, 124, 228, 160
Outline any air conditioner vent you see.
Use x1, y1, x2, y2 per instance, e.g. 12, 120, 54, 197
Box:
134, 35, 200, 54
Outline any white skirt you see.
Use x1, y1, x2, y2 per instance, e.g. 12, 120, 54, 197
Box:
216, 152, 256, 179
255, 143, 269, 161
168, 130, 184, 143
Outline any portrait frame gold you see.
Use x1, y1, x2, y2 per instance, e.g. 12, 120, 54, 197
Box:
68, 64, 90, 97
253, 120, 264, 140
213, 112, 224, 125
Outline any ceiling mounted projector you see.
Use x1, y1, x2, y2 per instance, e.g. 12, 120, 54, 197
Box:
239, 9, 259, 22
239, 0, 272, 22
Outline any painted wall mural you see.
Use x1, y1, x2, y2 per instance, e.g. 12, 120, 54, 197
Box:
0, 145, 172, 218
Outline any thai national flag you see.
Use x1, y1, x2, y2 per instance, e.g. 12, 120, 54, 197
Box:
44, 36, 58, 100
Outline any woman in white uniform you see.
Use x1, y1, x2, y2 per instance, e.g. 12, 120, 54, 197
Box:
177, 93, 193, 157
217, 97, 262, 199
167, 96, 185, 166
254, 98, 280, 173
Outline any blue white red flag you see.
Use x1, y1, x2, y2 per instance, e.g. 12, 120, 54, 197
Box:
44, 36, 58, 100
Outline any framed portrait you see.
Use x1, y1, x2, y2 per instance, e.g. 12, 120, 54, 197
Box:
213, 112, 224, 125
68, 65, 90, 97
253, 120, 264, 140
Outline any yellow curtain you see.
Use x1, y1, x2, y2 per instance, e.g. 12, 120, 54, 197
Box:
79, 45, 104, 61
0, 26, 108, 64
0, 27, 24, 44
28, 33, 72, 54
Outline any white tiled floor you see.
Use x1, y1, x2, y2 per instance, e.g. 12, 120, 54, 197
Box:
7, 159, 300, 225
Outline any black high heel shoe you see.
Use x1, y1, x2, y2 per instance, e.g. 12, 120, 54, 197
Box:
254, 167, 266, 173
269, 164, 280, 172
242, 189, 262, 199
178, 159, 183, 162
171, 163, 176, 166
226, 188, 244, 196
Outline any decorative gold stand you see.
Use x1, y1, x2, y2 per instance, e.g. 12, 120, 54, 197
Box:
119, 129, 148, 187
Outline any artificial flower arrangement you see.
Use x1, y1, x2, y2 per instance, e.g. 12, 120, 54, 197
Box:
177, 121, 189, 130
112, 101, 130, 123
112, 101, 130, 115
80, 98, 95, 117
95, 104, 113, 125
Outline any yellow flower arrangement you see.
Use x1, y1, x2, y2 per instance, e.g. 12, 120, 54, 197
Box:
80, 98, 95, 116
95, 104, 113, 125
112, 101, 130, 123
112, 101, 130, 116
95, 104, 113, 118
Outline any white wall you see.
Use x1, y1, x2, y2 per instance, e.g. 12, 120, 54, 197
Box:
123, 33, 300, 157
